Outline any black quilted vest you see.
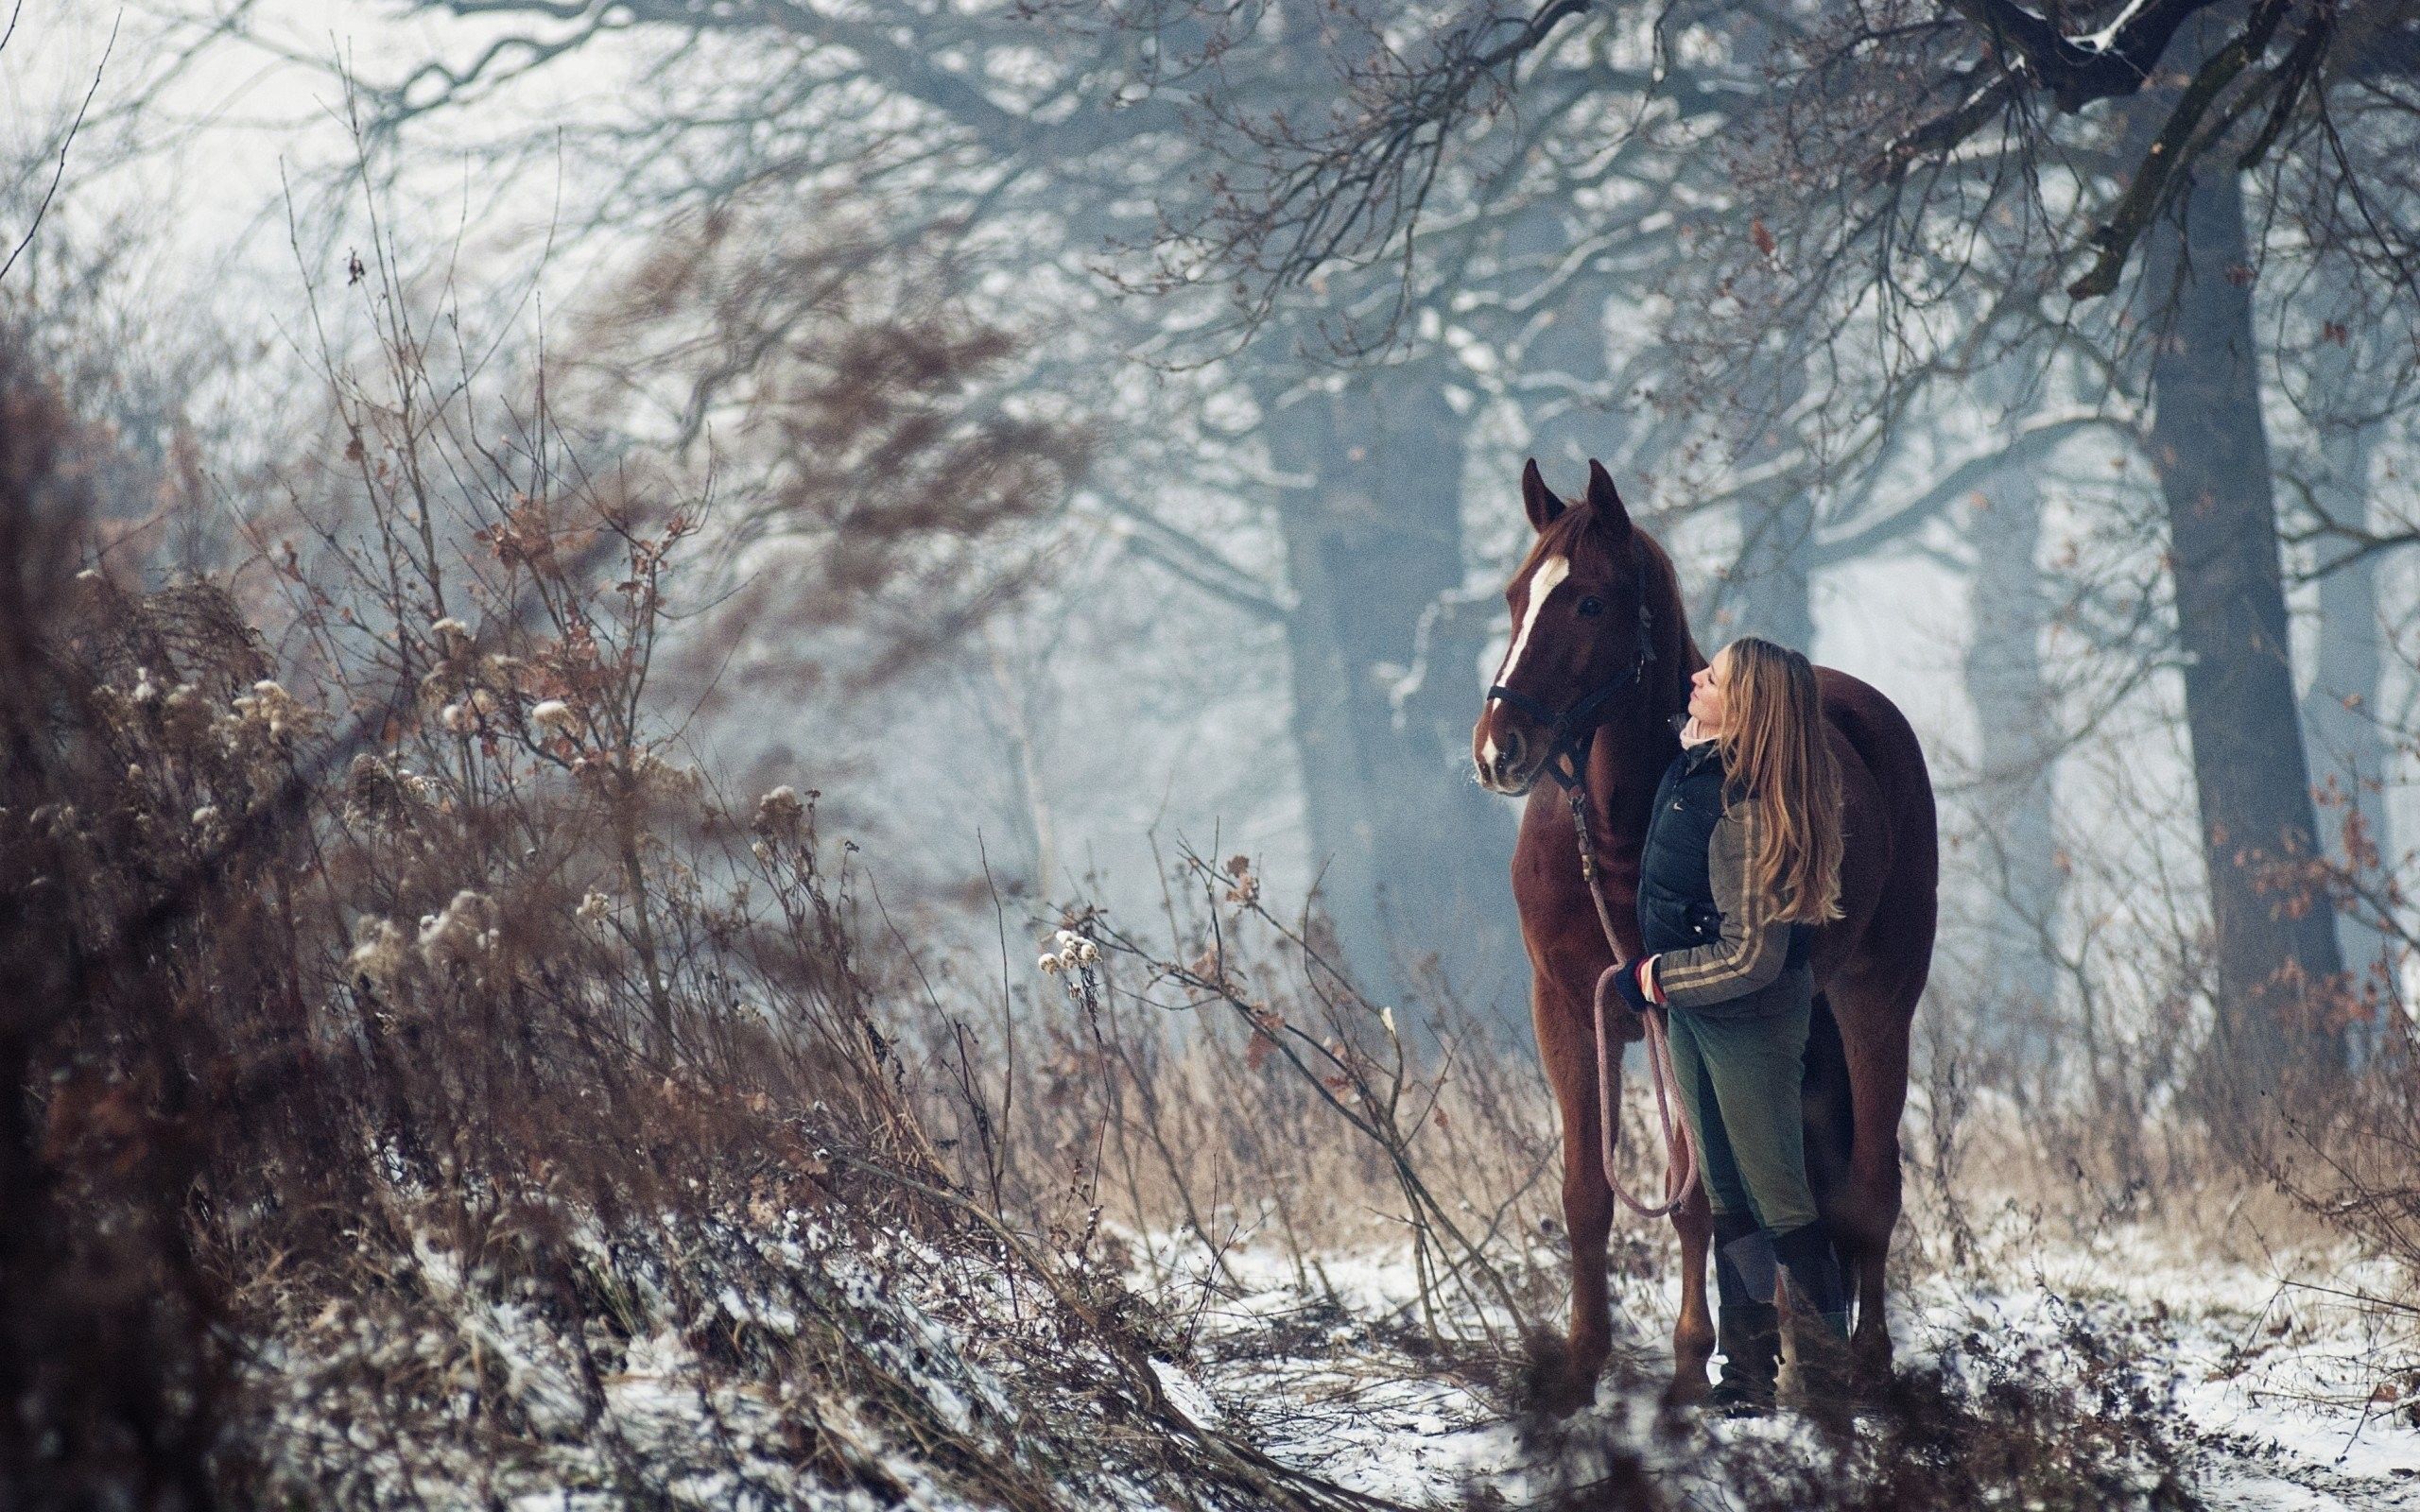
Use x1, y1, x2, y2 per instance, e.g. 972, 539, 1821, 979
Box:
1636, 740, 1812, 968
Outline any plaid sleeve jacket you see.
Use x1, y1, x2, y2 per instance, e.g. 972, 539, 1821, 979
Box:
1648, 798, 1797, 1011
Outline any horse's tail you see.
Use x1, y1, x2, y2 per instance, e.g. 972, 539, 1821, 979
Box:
1804, 990, 1857, 1207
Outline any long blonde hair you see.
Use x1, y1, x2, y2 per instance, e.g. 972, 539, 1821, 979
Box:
1716, 637, 1843, 925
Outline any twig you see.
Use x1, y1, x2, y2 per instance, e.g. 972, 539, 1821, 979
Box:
1, 10, 117, 285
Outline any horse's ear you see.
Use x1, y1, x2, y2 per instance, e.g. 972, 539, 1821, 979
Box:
1585, 460, 1634, 539
1521, 458, 1565, 533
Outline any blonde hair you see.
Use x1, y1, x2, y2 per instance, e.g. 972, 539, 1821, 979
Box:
1715, 637, 1843, 925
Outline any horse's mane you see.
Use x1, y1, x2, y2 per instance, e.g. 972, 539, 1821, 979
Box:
1622, 518, 1703, 725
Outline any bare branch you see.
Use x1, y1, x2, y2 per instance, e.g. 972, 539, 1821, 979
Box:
2, 11, 117, 286
2066, 0, 2293, 298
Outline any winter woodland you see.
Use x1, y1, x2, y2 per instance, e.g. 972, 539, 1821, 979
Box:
1, 2, 2416, 1507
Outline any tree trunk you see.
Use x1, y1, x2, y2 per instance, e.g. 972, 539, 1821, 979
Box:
1508, 206, 1619, 482
1714, 364, 1816, 652
1720, 489, 1817, 651
1961, 459, 2064, 1057
2141, 167, 2346, 1088
1265, 366, 1531, 1034
2300, 415, 2387, 1057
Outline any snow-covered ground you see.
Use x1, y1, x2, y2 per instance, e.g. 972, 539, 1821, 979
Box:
1155, 1229, 2420, 1510
246, 1207, 1179, 1512
240, 1191, 2418, 1509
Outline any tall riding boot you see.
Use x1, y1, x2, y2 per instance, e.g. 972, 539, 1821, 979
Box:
1707, 1211, 1780, 1416
1771, 1222, 1854, 1418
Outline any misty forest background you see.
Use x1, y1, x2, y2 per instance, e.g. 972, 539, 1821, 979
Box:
3, 1, 2418, 1508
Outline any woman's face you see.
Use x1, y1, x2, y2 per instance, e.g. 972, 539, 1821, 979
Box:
1687, 645, 1732, 734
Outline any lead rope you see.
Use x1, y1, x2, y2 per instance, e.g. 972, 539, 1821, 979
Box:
1564, 773, 1699, 1219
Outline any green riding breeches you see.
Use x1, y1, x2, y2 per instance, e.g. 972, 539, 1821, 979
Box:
1663, 980, 1817, 1235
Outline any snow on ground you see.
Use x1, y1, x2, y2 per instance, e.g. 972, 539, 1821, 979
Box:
240, 1191, 2417, 1508
1147, 1226, 2420, 1510
1998, 1241, 2420, 1511
248, 1206, 1165, 1512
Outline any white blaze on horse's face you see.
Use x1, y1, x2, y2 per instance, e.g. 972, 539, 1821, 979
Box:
1478, 552, 1569, 789
1497, 554, 1569, 693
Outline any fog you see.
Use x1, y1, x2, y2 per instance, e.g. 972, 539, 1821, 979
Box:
10, 1, 2415, 1051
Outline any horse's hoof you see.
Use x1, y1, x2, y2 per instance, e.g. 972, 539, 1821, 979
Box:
1541, 1372, 1599, 1418
1663, 1367, 1712, 1408
1518, 1331, 1604, 1418
1850, 1332, 1893, 1394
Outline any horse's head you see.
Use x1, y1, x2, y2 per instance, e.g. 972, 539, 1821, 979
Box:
1472, 458, 1663, 796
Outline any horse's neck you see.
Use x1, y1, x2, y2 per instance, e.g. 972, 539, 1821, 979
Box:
1587, 714, 1679, 852
1590, 561, 1698, 850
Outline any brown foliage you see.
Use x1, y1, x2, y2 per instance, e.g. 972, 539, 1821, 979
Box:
0, 237, 1341, 1505
578, 195, 1094, 694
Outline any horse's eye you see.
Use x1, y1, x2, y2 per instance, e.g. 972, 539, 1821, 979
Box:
1576, 596, 1604, 618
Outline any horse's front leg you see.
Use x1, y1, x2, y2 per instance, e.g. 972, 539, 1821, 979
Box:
1531, 975, 1616, 1414
1668, 1182, 1716, 1403
1556, 1107, 1616, 1409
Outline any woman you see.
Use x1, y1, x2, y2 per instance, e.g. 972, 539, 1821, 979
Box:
1610, 635, 1848, 1416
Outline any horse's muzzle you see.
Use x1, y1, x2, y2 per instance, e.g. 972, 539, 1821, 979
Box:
1474, 722, 1542, 795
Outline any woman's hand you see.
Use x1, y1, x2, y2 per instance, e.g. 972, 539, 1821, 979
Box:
1612, 955, 1659, 1015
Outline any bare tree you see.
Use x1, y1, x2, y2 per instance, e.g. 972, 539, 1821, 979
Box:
1150, 0, 2420, 1088
274, 0, 1570, 1022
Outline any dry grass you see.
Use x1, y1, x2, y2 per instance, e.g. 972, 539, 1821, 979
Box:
0, 246, 1371, 1508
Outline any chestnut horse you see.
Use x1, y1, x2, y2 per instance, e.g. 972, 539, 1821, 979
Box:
1472, 458, 1937, 1411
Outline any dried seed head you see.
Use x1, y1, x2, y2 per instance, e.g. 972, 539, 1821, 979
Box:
232, 679, 316, 741
160, 683, 211, 747
630, 750, 701, 799
347, 919, 410, 989
752, 784, 806, 840
418, 889, 501, 974
530, 698, 581, 734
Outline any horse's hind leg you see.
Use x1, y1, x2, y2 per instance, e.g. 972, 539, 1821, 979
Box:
1828, 981, 1915, 1384
1801, 995, 1867, 1352
1668, 1184, 1715, 1403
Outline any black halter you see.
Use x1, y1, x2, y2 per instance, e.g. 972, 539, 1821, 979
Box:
1485, 555, 1658, 792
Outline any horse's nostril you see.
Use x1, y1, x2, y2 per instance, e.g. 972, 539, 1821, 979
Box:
1500, 730, 1526, 769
